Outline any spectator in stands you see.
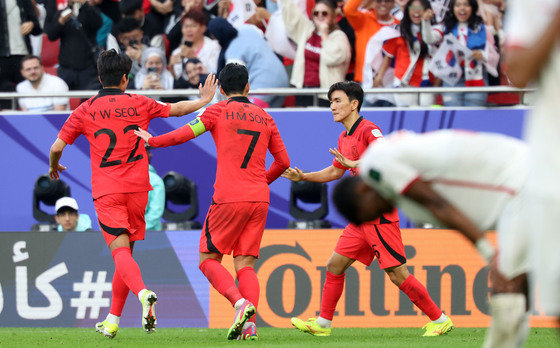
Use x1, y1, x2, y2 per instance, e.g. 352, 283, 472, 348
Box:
207, 18, 289, 107
97, 0, 121, 25
146, 0, 175, 36
134, 47, 174, 91
441, 0, 489, 106
0, 0, 42, 86
45, 0, 102, 90
145, 147, 165, 231
112, 17, 165, 80
343, 0, 399, 84
89, 0, 114, 49
174, 57, 208, 89
375, 0, 442, 106
166, 0, 217, 52
168, 9, 221, 79
54, 196, 93, 232
279, 0, 352, 107
17, 55, 69, 111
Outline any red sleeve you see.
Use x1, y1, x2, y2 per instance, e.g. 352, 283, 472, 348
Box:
148, 124, 196, 148
266, 149, 290, 184
267, 119, 286, 154
57, 107, 84, 145
332, 133, 347, 170
363, 124, 384, 146
143, 96, 171, 119
198, 104, 221, 131
382, 38, 399, 58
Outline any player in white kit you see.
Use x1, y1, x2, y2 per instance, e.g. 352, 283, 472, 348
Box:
332, 129, 531, 347
505, 0, 560, 338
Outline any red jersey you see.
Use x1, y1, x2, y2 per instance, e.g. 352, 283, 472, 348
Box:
199, 96, 287, 203
382, 37, 426, 87
58, 88, 171, 199
333, 116, 399, 223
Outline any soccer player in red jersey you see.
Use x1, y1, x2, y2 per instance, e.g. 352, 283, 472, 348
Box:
134, 63, 290, 340
48, 49, 218, 338
282, 81, 452, 337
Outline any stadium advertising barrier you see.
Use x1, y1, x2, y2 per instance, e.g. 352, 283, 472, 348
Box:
0, 229, 555, 328
0, 108, 526, 231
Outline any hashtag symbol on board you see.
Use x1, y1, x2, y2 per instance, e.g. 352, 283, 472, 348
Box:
70, 271, 112, 319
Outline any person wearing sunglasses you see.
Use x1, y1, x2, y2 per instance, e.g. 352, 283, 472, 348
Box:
280, 0, 352, 106
343, 0, 399, 84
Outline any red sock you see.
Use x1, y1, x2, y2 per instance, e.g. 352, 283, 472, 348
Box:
319, 272, 345, 321
109, 270, 129, 317
237, 267, 259, 323
199, 258, 242, 307
399, 274, 442, 321
111, 247, 146, 296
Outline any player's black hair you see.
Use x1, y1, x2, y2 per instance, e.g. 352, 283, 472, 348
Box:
119, 0, 143, 16
443, 0, 483, 33
20, 55, 42, 68
97, 49, 132, 87
115, 17, 142, 35
219, 63, 248, 96
400, 0, 432, 59
328, 81, 364, 112
332, 176, 362, 225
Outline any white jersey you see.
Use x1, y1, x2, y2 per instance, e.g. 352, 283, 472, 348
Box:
506, 0, 560, 196
16, 74, 69, 112
359, 130, 528, 231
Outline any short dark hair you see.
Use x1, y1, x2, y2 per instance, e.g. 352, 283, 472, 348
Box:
56, 206, 78, 216
327, 81, 364, 112
332, 176, 362, 225
181, 9, 207, 26
119, 0, 143, 16
20, 55, 42, 68
116, 17, 142, 35
219, 63, 248, 96
97, 49, 132, 87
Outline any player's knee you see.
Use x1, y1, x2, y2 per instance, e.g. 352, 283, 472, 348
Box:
326, 259, 345, 275
386, 265, 409, 286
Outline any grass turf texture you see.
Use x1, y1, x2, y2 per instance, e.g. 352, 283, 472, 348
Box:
0, 328, 556, 347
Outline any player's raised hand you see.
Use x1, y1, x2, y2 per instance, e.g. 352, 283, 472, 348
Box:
199, 73, 218, 104
329, 148, 359, 168
49, 163, 67, 180
134, 128, 153, 142
281, 167, 305, 182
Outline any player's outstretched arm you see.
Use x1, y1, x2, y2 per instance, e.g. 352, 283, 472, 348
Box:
266, 149, 290, 184
49, 138, 68, 180
168, 73, 218, 116
281, 165, 345, 183
135, 117, 206, 147
404, 178, 495, 262
330, 148, 359, 168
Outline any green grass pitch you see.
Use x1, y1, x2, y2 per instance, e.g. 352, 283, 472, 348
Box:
0, 328, 557, 347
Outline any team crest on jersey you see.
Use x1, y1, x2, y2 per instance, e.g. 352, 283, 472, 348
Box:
369, 168, 381, 182
371, 129, 383, 138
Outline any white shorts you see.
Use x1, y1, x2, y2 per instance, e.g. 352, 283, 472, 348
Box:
495, 194, 530, 280
526, 192, 560, 316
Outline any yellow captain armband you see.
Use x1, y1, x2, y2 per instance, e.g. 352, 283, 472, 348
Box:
188, 117, 206, 137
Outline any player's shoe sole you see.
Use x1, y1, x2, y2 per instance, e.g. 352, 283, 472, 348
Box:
227, 300, 256, 340
237, 322, 259, 340
95, 320, 118, 339
422, 318, 454, 336
141, 290, 158, 333
291, 317, 331, 337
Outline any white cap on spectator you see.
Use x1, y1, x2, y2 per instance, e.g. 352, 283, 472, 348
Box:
55, 197, 79, 213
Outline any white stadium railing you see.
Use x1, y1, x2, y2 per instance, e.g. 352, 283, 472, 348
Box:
0, 86, 535, 108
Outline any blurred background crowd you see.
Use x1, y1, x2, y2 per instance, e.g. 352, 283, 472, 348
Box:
0, 0, 511, 110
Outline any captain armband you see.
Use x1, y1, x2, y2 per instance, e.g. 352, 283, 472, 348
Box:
187, 117, 206, 137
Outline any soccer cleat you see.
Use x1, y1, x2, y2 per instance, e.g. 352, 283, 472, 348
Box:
227, 300, 256, 340
141, 290, 158, 333
422, 318, 454, 336
95, 320, 118, 339
291, 317, 331, 337
237, 322, 259, 340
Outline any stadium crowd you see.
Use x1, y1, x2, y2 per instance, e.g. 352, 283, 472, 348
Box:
1, 0, 508, 110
